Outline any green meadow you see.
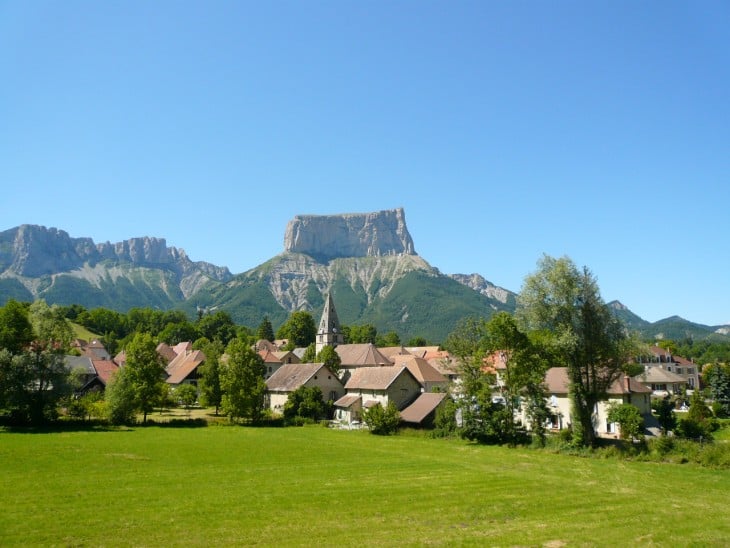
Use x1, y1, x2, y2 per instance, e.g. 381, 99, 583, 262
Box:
1, 426, 728, 546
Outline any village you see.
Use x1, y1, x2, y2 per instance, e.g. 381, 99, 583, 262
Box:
66, 294, 702, 439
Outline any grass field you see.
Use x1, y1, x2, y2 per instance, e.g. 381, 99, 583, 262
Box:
1, 426, 728, 546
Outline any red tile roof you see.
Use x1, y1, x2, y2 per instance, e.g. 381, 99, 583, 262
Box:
165, 349, 206, 385
156, 343, 177, 364
92, 360, 119, 386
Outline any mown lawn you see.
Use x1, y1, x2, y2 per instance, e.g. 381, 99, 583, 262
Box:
1, 425, 728, 546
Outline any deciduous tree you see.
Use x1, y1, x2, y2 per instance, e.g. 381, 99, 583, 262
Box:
362, 401, 401, 435
125, 332, 166, 423
316, 345, 341, 376
198, 339, 224, 415
220, 338, 266, 423
276, 311, 316, 349
517, 255, 633, 447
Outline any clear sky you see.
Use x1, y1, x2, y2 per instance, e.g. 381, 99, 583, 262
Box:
1, 1, 728, 326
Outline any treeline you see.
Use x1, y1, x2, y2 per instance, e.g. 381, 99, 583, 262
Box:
59, 304, 431, 356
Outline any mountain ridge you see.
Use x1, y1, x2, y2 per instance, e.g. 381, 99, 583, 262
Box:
0, 216, 727, 342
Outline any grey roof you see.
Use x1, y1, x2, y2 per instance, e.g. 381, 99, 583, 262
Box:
634, 366, 687, 384
266, 363, 341, 392
344, 365, 413, 390
335, 343, 392, 367
400, 392, 447, 424
64, 355, 95, 375
333, 394, 361, 408
317, 293, 343, 335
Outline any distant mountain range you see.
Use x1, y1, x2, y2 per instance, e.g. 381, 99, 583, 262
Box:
1, 210, 727, 343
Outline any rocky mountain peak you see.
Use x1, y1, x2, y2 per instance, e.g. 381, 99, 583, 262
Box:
283, 208, 416, 261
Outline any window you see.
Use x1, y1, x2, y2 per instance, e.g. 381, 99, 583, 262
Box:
688, 368, 694, 374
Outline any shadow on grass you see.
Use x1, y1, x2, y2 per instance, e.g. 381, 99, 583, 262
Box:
1, 416, 212, 433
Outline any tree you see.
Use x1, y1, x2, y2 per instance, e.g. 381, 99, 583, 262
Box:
362, 401, 401, 435
125, 332, 166, 423
407, 336, 428, 347
198, 339, 224, 415
105, 367, 137, 425
344, 324, 377, 344
483, 312, 550, 446
256, 316, 275, 342
28, 300, 73, 353
315, 345, 341, 376
0, 300, 34, 353
276, 311, 317, 349
443, 317, 504, 443
175, 383, 198, 410
0, 300, 73, 424
517, 255, 633, 447
158, 321, 201, 345
376, 331, 401, 347
653, 396, 677, 435
703, 363, 730, 417
197, 310, 237, 346
607, 403, 645, 441
283, 386, 327, 422
220, 338, 266, 423
300, 343, 317, 363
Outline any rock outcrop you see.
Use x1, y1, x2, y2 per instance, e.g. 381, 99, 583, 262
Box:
0, 225, 231, 281
448, 273, 516, 306
283, 208, 416, 261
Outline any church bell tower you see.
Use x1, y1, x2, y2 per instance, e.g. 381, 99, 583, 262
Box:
316, 293, 344, 354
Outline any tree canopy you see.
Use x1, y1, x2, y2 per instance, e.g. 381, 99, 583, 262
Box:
517, 255, 633, 447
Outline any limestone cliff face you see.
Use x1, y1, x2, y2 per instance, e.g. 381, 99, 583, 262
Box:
283, 208, 416, 261
0, 225, 232, 301
448, 273, 516, 306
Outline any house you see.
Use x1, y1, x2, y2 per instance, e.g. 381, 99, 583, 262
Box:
258, 348, 300, 379
265, 363, 344, 414
76, 339, 111, 361
64, 356, 119, 394
343, 365, 421, 412
427, 352, 461, 384
64, 356, 97, 392
632, 366, 687, 397
335, 343, 393, 381
543, 367, 652, 438
165, 349, 206, 387
636, 346, 700, 391
156, 342, 178, 364
378, 346, 413, 362
400, 392, 447, 427
333, 393, 363, 425
391, 355, 448, 393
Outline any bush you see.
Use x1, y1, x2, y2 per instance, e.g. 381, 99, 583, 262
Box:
362, 402, 401, 435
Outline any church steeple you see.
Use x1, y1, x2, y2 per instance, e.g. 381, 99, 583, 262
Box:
316, 293, 344, 354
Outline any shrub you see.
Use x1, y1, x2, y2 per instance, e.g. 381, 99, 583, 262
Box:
362, 402, 400, 435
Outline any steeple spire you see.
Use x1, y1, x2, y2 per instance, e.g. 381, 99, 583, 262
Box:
316, 293, 344, 354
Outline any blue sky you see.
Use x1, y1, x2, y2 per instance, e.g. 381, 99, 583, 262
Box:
1, 1, 728, 326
